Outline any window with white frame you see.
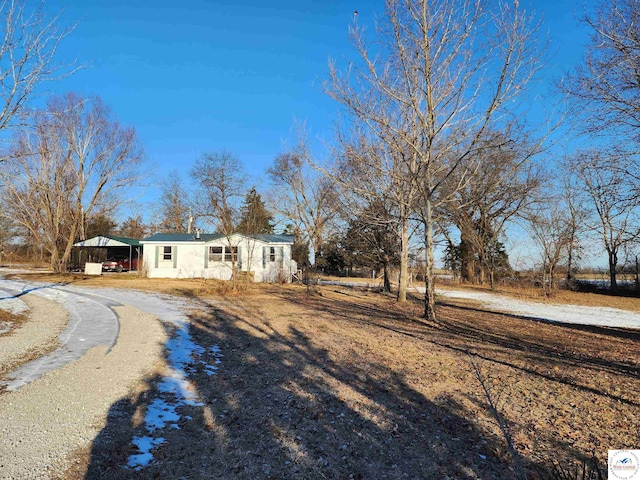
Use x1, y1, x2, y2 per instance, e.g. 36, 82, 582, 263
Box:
208, 246, 223, 262
162, 246, 173, 261
209, 245, 237, 263
269, 246, 276, 262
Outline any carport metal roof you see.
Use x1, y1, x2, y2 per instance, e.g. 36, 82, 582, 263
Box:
73, 235, 141, 248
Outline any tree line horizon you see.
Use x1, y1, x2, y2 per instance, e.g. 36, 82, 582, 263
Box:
1, 0, 640, 320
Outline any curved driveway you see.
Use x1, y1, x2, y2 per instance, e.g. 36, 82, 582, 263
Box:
0, 279, 121, 391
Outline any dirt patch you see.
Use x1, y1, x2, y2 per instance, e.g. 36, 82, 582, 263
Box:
0, 309, 27, 335
57, 283, 638, 479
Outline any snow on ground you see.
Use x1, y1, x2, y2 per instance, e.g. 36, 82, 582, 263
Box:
0, 287, 29, 334
323, 278, 640, 329
0, 274, 224, 471
0, 290, 29, 316
437, 289, 640, 329
81, 289, 224, 471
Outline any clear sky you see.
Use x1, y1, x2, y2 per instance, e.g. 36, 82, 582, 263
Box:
41, 0, 593, 214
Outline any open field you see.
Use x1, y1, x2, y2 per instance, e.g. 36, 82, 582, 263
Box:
2, 272, 638, 478
10, 270, 640, 312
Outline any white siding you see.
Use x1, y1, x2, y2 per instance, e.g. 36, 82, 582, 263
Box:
142, 234, 296, 282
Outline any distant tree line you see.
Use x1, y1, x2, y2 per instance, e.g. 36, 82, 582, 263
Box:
3, 0, 640, 313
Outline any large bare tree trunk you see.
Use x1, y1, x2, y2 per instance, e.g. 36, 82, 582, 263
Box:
424, 197, 436, 321
609, 250, 618, 291
383, 262, 392, 293
397, 216, 409, 302
459, 232, 475, 283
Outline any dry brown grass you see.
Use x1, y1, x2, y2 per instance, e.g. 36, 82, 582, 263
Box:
11, 270, 640, 311
0, 309, 27, 336
40, 276, 638, 479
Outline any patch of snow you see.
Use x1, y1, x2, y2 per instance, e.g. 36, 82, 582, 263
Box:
0, 289, 29, 315
95, 290, 223, 470
437, 289, 640, 329
127, 436, 165, 470
0, 282, 227, 470
145, 398, 181, 432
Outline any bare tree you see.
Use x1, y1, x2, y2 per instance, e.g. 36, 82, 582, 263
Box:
0, 0, 75, 147
190, 150, 246, 275
0, 93, 144, 272
561, 174, 588, 288
439, 131, 542, 288
267, 131, 338, 267
331, 124, 420, 302
527, 199, 575, 296
326, 0, 545, 320
0, 215, 17, 262
157, 171, 191, 233
562, 0, 640, 141
565, 149, 640, 290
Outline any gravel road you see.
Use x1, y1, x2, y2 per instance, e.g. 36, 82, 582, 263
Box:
0, 300, 167, 479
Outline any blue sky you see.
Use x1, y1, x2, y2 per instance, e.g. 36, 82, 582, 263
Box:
41, 0, 593, 215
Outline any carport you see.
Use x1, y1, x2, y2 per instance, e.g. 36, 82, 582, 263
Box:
73, 235, 142, 271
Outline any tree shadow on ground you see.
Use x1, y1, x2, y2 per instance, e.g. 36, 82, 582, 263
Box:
292, 289, 639, 404
268, 288, 635, 471
80, 294, 528, 479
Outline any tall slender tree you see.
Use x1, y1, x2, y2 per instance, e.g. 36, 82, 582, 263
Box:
267, 131, 338, 266
190, 150, 246, 276
326, 0, 545, 320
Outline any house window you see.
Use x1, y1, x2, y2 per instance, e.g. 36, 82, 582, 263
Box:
225, 246, 237, 263
209, 245, 237, 263
162, 246, 173, 261
269, 246, 276, 262
209, 246, 223, 262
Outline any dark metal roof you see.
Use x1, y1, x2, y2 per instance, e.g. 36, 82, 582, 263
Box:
254, 234, 295, 244
141, 233, 294, 244
142, 233, 224, 242
73, 235, 141, 247
106, 235, 142, 246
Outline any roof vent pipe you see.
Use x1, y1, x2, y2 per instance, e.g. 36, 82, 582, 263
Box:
187, 213, 194, 234
195, 228, 200, 240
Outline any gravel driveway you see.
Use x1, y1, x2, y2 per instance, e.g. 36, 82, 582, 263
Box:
0, 281, 168, 479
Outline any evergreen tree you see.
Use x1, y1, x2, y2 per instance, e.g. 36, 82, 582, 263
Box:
237, 187, 274, 235
118, 215, 149, 239
342, 200, 400, 293
85, 212, 117, 238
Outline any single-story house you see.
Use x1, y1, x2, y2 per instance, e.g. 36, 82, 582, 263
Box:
140, 232, 297, 282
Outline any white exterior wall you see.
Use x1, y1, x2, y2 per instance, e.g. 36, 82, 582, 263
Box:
142, 234, 296, 282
